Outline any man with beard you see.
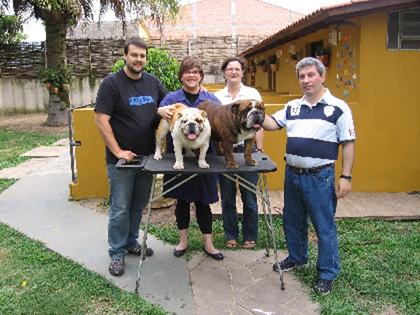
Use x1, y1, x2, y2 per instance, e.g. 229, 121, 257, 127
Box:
95, 38, 166, 276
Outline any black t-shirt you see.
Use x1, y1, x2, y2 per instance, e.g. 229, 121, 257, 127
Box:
95, 69, 167, 164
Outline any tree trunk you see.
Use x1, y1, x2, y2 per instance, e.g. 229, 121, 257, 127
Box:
44, 12, 69, 126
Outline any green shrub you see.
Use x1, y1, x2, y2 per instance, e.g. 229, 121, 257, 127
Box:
112, 48, 181, 92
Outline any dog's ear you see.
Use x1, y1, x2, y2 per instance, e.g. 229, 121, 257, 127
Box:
200, 110, 207, 119
176, 112, 183, 120
231, 101, 241, 115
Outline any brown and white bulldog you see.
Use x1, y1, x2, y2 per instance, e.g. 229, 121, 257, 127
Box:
154, 103, 211, 170
198, 99, 265, 169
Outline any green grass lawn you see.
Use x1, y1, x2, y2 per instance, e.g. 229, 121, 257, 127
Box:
0, 128, 63, 170
0, 223, 167, 315
0, 127, 168, 314
1, 127, 419, 314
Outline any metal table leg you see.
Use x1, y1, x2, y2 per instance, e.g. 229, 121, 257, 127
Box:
135, 174, 157, 293
135, 173, 198, 293
259, 174, 285, 290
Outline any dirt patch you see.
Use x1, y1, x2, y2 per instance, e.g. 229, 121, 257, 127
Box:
73, 198, 178, 226
0, 113, 67, 136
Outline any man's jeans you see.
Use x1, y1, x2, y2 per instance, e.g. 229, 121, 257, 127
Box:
220, 172, 259, 241
283, 165, 340, 280
107, 164, 153, 259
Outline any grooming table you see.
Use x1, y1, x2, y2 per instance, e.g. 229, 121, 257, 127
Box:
117, 153, 285, 292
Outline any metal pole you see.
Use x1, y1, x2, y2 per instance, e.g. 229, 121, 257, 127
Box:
135, 174, 157, 293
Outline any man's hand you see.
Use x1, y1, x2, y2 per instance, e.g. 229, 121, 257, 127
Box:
336, 178, 351, 199
117, 150, 137, 162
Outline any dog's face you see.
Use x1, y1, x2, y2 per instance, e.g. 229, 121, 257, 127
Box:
175, 108, 209, 141
231, 100, 265, 131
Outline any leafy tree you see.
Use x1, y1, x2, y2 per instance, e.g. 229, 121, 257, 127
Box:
0, 0, 179, 126
112, 48, 180, 92
0, 15, 25, 44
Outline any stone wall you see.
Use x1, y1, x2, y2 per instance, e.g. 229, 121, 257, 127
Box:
0, 35, 266, 113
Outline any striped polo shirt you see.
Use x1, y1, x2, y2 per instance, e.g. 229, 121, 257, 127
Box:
271, 89, 356, 169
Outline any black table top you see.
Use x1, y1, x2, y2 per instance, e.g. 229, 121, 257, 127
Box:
116, 153, 277, 174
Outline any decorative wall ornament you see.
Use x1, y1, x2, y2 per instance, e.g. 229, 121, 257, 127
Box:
334, 29, 358, 97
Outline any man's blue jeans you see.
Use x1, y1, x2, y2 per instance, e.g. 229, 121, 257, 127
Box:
107, 164, 153, 259
283, 165, 340, 280
220, 172, 259, 241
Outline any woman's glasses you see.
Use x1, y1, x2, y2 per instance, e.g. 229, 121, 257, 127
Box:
225, 68, 242, 73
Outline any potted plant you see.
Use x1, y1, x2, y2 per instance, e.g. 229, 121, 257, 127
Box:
39, 64, 73, 94
289, 52, 302, 64
267, 55, 278, 71
315, 47, 331, 67
258, 59, 269, 72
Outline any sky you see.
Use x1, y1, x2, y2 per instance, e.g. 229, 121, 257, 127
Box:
20, 0, 348, 42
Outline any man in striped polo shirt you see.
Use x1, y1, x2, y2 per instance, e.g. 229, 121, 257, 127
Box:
262, 57, 355, 295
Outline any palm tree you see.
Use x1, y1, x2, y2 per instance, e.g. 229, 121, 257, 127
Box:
1, 0, 179, 125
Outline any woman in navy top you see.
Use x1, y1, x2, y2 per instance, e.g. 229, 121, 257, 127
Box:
158, 56, 223, 260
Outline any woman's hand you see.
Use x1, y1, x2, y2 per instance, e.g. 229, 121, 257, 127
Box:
158, 106, 175, 120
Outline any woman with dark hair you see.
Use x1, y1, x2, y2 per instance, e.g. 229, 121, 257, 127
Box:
158, 56, 224, 260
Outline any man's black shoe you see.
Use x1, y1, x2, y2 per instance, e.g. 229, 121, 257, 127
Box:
273, 257, 307, 272
127, 244, 154, 257
314, 278, 333, 295
109, 258, 125, 277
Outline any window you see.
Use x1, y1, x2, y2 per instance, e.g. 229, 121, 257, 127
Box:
387, 7, 420, 50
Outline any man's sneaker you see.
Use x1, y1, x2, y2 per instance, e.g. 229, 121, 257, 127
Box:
127, 244, 154, 257
109, 258, 125, 277
273, 257, 307, 273
314, 278, 333, 295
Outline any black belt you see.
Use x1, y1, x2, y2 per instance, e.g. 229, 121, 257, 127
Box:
287, 163, 334, 174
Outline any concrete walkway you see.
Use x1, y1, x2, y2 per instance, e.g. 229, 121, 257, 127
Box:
0, 143, 318, 315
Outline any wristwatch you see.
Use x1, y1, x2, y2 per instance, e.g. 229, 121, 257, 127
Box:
340, 175, 352, 182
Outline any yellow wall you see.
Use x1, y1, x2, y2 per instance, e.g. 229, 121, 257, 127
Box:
262, 104, 287, 189
69, 108, 109, 199
356, 12, 420, 191
247, 11, 420, 192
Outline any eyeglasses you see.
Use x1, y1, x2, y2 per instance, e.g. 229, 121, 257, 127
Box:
225, 68, 242, 73
184, 70, 200, 75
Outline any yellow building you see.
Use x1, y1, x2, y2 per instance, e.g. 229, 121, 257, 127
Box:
70, 0, 420, 199
241, 0, 420, 192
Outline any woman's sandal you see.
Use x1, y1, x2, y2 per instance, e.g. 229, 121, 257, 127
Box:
226, 240, 237, 249
243, 240, 256, 249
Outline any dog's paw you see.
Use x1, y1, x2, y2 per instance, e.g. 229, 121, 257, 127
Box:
173, 161, 184, 170
226, 161, 239, 169
198, 160, 210, 168
154, 152, 162, 160
246, 159, 258, 166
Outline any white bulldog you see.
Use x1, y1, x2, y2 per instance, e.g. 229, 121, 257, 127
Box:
154, 103, 211, 170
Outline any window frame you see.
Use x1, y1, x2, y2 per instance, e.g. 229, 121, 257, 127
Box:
387, 7, 420, 51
